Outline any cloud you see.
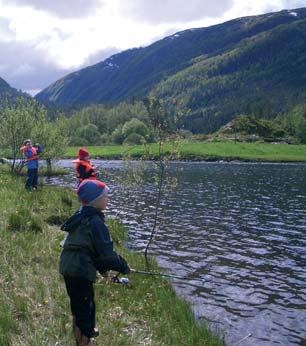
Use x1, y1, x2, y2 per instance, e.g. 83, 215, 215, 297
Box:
0, 39, 120, 93
281, 0, 306, 9
1, 0, 104, 18
0, 17, 16, 41
120, 0, 234, 24
0, 40, 70, 91
224, 0, 306, 22
84, 47, 120, 66
1, 0, 305, 93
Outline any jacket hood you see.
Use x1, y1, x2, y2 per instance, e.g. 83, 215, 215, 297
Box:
60, 206, 104, 232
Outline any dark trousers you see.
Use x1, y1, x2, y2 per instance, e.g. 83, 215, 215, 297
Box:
25, 168, 38, 189
64, 276, 96, 338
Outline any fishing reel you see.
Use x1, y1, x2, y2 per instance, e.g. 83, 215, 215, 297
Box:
111, 275, 129, 285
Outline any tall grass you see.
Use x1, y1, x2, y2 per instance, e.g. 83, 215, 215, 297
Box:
0, 172, 221, 345
65, 141, 306, 162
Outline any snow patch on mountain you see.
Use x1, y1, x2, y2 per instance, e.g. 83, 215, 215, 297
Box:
289, 11, 298, 17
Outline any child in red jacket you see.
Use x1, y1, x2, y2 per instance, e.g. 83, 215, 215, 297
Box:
72, 148, 97, 185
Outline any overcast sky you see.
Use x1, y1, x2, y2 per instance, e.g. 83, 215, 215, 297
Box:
0, 0, 305, 95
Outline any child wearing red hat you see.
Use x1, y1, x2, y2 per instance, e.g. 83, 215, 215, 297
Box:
59, 179, 130, 345
72, 148, 97, 185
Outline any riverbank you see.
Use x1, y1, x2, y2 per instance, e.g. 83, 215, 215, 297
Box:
0, 164, 67, 177
0, 173, 221, 345
65, 142, 306, 162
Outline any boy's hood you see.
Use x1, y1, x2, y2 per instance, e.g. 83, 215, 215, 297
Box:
60, 206, 104, 232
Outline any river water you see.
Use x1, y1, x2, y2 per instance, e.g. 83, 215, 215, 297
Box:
48, 160, 306, 346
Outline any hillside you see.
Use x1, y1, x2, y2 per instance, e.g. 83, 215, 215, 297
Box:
153, 18, 306, 132
0, 77, 30, 105
36, 7, 306, 132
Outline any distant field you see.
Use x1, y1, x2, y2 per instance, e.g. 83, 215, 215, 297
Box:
65, 142, 306, 162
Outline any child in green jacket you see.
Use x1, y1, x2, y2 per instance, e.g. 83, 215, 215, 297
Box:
59, 179, 130, 346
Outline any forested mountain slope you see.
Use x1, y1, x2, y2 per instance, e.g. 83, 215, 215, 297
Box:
153, 18, 306, 132
0, 77, 29, 105
36, 8, 306, 133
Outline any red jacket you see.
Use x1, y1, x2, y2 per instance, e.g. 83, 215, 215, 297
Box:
21, 146, 39, 161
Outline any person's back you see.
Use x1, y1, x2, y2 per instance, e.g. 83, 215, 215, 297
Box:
60, 208, 97, 281
60, 206, 128, 281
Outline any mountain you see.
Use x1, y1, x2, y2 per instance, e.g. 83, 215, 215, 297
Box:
36, 7, 306, 133
0, 77, 30, 105
153, 16, 306, 132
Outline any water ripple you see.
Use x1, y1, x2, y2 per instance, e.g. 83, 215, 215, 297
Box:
49, 161, 306, 346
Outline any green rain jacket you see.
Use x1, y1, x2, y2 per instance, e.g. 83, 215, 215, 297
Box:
59, 206, 129, 282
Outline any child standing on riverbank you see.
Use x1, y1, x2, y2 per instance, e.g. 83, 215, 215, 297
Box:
20, 139, 41, 190
72, 148, 97, 186
59, 179, 130, 346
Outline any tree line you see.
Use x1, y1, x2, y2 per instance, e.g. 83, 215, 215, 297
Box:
0, 97, 305, 172
0, 97, 186, 172
0, 98, 67, 173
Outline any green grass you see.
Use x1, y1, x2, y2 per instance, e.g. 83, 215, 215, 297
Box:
65, 141, 306, 162
0, 172, 221, 345
0, 164, 68, 177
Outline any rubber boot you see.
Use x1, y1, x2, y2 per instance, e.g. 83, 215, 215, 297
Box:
72, 316, 83, 346
78, 335, 94, 346
93, 327, 99, 337
72, 316, 96, 346
72, 316, 77, 337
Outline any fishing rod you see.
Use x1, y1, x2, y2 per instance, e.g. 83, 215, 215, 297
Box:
96, 269, 205, 287
130, 268, 205, 283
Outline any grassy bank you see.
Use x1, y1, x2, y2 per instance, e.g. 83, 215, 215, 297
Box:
65, 141, 306, 162
0, 164, 68, 177
0, 171, 221, 345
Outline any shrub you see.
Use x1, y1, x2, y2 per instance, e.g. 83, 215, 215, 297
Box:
123, 133, 144, 145
100, 133, 110, 144
111, 125, 124, 144
69, 136, 88, 146
76, 123, 102, 145
122, 118, 149, 138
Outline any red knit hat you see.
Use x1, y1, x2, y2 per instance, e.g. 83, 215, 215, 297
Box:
78, 148, 89, 159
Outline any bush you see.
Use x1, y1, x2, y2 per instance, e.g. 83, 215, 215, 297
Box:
111, 125, 124, 144
178, 129, 193, 139
69, 136, 88, 146
295, 117, 306, 144
100, 133, 110, 144
122, 118, 149, 138
123, 133, 144, 145
76, 123, 102, 145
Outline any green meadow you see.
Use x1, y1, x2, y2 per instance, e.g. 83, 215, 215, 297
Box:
65, 141, 306, 162
0, 169, 221, 345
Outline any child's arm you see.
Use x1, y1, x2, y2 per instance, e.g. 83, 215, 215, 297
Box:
90, 217, 130, 274
24, 149, 34, 160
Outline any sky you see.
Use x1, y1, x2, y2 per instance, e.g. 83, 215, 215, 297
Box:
0, 0, 305, 95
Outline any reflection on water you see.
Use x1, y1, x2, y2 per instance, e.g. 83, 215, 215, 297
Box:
48, 160, 306, 346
